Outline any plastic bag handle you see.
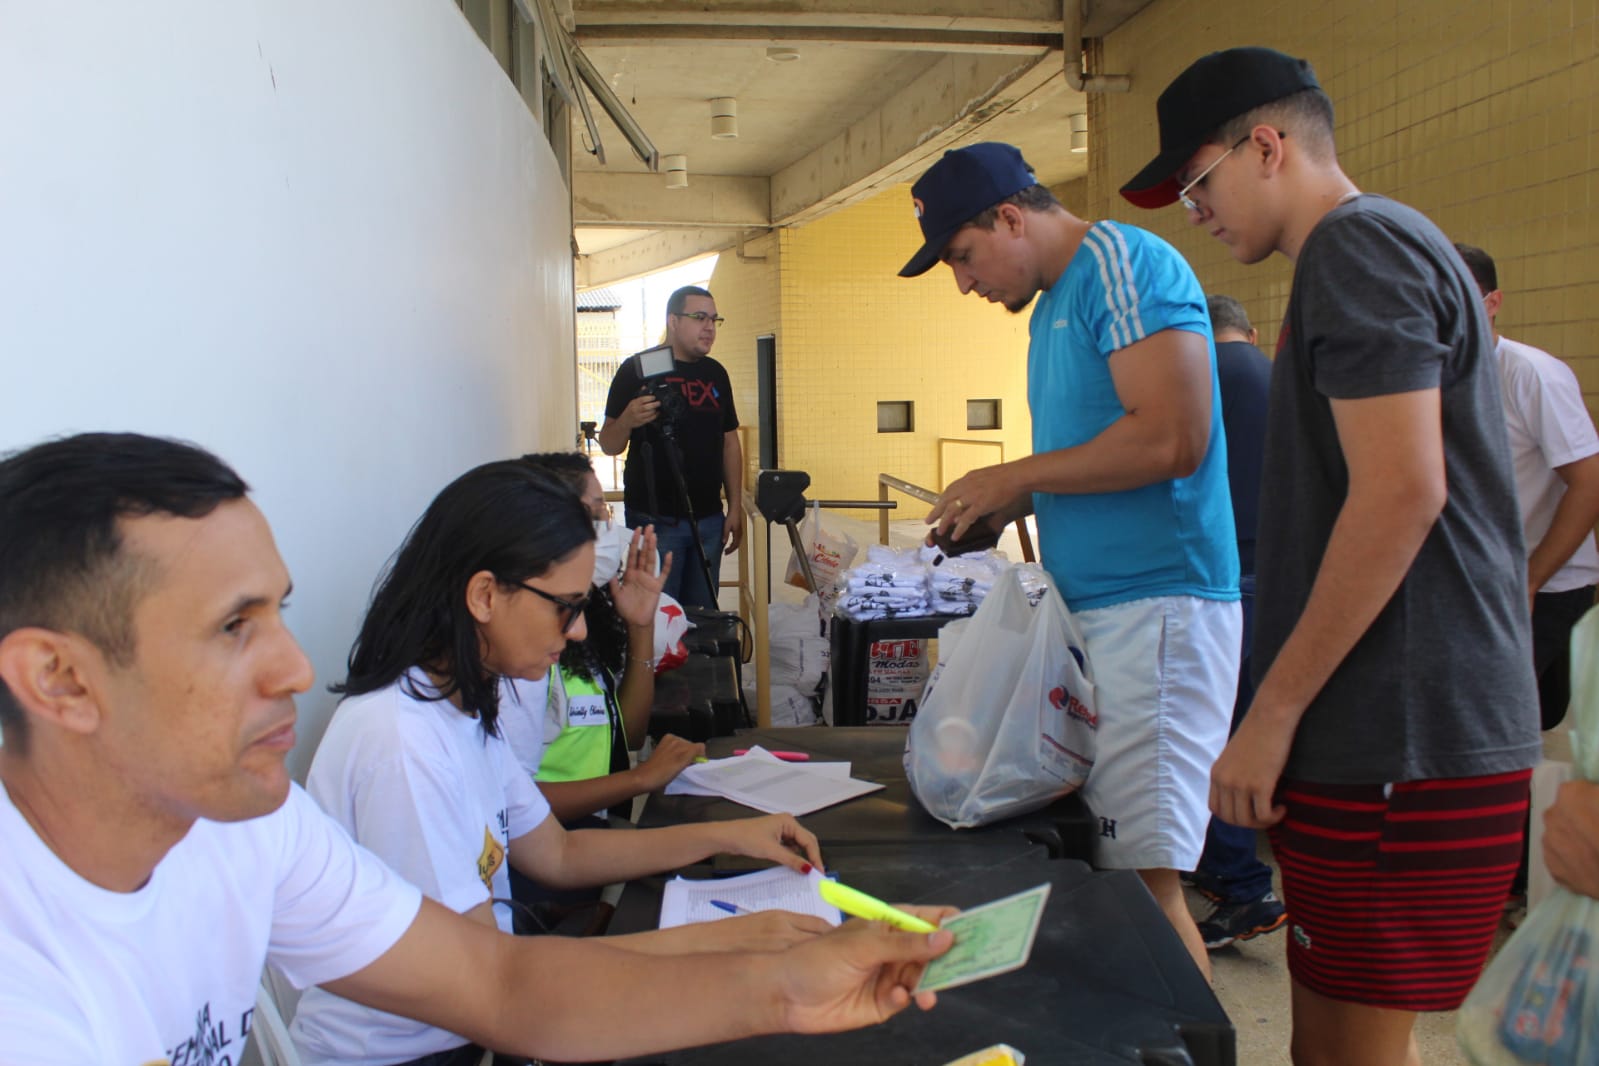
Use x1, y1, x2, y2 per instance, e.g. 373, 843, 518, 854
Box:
1016, 565, 1092, 679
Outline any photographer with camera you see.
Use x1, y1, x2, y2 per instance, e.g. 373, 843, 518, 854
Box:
599, 286, 742, 609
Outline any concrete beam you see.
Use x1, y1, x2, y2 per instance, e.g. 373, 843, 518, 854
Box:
577, 25, 1056, 53
770, 50, 1062, 225
576, 228, 740, 288
573, 0, 1063, 34
573, 172, 769, 228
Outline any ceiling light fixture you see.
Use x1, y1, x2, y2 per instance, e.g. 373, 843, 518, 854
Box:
1070, 113, 1088, 154
711, 97, 738, 139
765, 46, 800, 62
664, 154, 688, 189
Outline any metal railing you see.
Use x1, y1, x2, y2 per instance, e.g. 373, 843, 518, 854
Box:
877, 473, 1035, 562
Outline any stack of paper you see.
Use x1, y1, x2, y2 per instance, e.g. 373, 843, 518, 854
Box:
663, 745, 883, 815
658, 866, 843, 929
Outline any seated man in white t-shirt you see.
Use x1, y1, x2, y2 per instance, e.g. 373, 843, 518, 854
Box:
1456, 242, 1599, 730
0, 433, 954, 1066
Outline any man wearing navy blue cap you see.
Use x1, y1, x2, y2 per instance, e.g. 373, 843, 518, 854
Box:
909, 142, 1242, 979
1123, 47, 1540, 1065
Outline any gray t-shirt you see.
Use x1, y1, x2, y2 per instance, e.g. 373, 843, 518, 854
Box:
1255, 194, 1541, 784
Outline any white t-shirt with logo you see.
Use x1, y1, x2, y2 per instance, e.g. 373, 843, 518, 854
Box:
1497, 335, 1599, 592
494, 669, 550, 777
292, 670, 552, 1066
0, 781, 421, 1066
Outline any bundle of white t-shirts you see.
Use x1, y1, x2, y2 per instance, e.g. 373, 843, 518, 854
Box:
837, 545, 931, 620
926, 551, 1008, 615
835, 545, 1047, 620
836, 593, 929, 620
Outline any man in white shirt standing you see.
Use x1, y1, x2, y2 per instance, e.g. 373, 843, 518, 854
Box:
1456, 242, 1599, 731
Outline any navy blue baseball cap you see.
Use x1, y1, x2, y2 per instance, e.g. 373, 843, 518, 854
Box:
898, 142, 1038, 278
1120, 47, 1321, 209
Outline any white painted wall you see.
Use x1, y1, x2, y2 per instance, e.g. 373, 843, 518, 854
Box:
0, 1, 577, 775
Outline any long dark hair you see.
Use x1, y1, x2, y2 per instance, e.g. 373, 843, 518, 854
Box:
518, 451, 629, 684
335, 460, 594, 736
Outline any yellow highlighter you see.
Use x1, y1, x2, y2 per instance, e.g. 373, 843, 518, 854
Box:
818, 880, 938, 933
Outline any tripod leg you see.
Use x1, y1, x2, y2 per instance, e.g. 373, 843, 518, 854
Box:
651, 425, 720, 607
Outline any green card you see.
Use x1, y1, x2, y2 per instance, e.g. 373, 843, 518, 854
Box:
915, 882, 1052, 993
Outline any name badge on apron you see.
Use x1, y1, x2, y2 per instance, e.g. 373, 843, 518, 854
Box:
565, 694, 609, 728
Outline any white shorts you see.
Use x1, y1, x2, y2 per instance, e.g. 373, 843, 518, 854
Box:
1075, 595, 1240, 871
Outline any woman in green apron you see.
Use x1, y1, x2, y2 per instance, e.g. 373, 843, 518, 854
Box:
519, 452, 704, 824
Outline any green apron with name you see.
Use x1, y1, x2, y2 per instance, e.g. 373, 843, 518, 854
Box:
536, 666, 626, 783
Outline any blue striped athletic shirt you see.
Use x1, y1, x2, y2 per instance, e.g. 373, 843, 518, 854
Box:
1027, 220, 1239, 611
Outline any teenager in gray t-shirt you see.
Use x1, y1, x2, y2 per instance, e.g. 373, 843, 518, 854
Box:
1257, 193, 1541, 784
1121, 47, 1541, 1064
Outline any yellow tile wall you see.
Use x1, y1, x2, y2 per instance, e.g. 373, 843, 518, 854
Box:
1092, 0, 1599, 400
704, 231, 780, 483
779, 189, 1033, 506
708, 6, 1599, 508
710, 187, 1034, 511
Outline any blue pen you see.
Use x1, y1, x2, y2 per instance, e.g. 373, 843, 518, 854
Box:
709, 899, 750, 916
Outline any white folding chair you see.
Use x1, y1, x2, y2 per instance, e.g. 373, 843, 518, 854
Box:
244, 969, 303, 1066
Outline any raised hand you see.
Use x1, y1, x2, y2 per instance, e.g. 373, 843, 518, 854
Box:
610, 526, 673, 629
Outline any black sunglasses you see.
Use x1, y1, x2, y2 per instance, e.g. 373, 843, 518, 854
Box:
518, 581, 589, 633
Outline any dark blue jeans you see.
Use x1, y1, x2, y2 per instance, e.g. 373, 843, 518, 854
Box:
627, 511, 724, 609
1194, 575, 1275, 902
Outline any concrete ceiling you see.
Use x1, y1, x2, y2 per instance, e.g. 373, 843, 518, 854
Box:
569, 0, 1154, 286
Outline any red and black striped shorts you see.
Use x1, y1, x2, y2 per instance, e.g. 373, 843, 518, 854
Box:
1267, 769, 1532, 1012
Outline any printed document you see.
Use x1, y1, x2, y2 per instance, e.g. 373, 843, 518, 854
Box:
664, 746, 882, 815
659, 866, 843, 928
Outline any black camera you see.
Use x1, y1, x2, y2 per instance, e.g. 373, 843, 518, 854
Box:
636, 345, 688, 426
641, 378, 688, 424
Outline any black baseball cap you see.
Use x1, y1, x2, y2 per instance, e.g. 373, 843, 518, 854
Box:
898, 142, 1038, 278
1120, 47, 1321, 209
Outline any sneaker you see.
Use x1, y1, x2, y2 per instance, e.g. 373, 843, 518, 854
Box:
1198, 892, 1287, 950
1180, 871, 1228, 905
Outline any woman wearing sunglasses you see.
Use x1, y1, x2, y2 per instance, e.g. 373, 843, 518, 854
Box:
508, 451, 705, 827
291, 459, 827, 1066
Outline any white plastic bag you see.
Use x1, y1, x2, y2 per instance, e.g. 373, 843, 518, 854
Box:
766, 595, 831, 696
784, 503, 860, 608
767, 683, 823, 727
1458, 607, 1599, 1065
903, 564, 1096, 829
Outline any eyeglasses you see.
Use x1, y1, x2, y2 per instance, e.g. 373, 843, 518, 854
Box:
518, 581, 589, 633
1177, 135, 1251, 213
675, 311, 725, 327
1176, 131, 1286, 213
